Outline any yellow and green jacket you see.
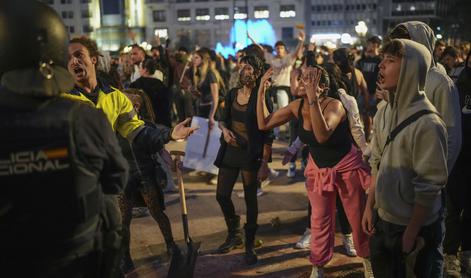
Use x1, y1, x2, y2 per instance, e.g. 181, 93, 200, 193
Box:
62, 81, 145, 141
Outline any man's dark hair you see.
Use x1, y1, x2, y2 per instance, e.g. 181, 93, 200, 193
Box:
275, 41, 286, 48
178, 46, 189, 53
70, 36, 100, 58
435, 39, 446, 48
142, 58, 156, 75
367, 36, 382, 45
244, 44, 265, 62
130, 44, 146, 55
150, 46, 159, 52
389, 25, 411, 40
442, 46, 460, 59
382, 39, 405, 58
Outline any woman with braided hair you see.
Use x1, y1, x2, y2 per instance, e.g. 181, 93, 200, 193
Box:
256, 64, 371, 277
213, 55, 274, 265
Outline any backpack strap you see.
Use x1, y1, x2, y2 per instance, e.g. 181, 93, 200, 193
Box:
377, 109, 438, 171
384, 110, 438, 148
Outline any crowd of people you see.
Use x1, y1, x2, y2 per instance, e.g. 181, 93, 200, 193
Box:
1, 1, 471, 278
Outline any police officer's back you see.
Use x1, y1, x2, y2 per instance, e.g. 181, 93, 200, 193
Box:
0, 1, 128, 277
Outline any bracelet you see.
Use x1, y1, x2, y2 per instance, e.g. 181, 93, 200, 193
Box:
308, 99, 318, 106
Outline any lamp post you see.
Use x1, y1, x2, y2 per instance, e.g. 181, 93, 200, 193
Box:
355, 21, 368, 46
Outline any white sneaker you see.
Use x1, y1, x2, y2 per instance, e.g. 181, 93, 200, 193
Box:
295, 228, 311, 249
237, 188, 264, 198
261, 177, 271, 188
363, 258, 374, 278
269, 168, 279, 178
309, 265, 324, 278
208, 175, 218, 185
342, 233, 357, 257
287, 162, 296, 178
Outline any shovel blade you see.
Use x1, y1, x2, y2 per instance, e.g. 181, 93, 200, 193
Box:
168, 241, 201, 278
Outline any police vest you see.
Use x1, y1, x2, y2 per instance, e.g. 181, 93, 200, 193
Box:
0, 91, 102, 256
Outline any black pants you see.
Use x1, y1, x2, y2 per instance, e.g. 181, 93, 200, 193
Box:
307, 196, 352, 234
443, 162, 471, 255
216, 167, 259, 226
118, 173, 174, 253
370, 214, 442, 278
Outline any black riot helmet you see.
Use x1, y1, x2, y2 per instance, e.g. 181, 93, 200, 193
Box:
0, 0, 69, 75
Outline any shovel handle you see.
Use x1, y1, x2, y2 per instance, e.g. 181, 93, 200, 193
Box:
170, 151, 188, 216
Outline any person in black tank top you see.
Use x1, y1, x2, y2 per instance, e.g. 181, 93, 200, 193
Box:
214, 55, 273, 265
256, 64, 371, 276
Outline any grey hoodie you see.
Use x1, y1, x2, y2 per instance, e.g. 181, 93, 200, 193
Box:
371, 39, 448, 226
395, 21, 462, 171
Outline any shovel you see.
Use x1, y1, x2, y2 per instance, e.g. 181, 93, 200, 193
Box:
168, 150, 201, 278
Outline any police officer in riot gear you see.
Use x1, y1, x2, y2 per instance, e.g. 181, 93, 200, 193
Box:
0, 1, 128, 277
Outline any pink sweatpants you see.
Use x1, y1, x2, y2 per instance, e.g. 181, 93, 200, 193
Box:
304, 147, 370, 266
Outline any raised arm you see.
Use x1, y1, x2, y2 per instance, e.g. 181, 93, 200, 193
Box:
256, 68, 296, 130
304, 68, 345, 143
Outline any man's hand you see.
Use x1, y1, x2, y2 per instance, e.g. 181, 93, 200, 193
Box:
402, 229, 417, 253
298, 30, 306, 42
362, 205, 376, 235
171, 118, 198, 140
257, 161, 269, 181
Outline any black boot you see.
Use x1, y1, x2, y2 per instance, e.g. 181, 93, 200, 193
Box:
217, 215, 243, 253
244, 223, 258, 265
166, 240, 182, 257
120, 250, 135, 274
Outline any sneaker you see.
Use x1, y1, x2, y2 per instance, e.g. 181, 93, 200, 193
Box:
256, 188, 264, 197
269, 168, 279, 178
309, 265, 324, 278
287, 162, 296, 178
261, 178, 271, 188
295, 228, 311, 249
461, 251, 471, 275
363, 258, 374, 278
445, 254, 462, 277
342, 233, 357, 257
208, 175, 218, 185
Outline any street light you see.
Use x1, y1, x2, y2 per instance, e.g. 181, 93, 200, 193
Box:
355, 21, 368, 37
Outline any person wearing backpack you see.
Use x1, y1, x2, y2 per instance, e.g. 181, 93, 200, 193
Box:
363, 39, 448, 277
0, 1, 128, 277
256, 64, 371, 278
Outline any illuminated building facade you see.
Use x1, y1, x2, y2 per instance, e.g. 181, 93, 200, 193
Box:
145, 0, 304, 50
306, 0, 381, 45
41, 0, 147, 52
381, 0, 451, 36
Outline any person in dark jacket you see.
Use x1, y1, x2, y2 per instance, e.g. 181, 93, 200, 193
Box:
0, 1, 128, 277
117, 89, 180, 273
214, 55, 273, 265
130, 58, 172, 127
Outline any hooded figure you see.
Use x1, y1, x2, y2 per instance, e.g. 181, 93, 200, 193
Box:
368, 39, 448, 277
390, 21, 462, 171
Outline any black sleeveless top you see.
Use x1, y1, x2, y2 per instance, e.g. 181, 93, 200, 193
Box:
297, 98, 352, 168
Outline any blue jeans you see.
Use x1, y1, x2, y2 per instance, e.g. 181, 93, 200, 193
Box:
370, 214, 443, 278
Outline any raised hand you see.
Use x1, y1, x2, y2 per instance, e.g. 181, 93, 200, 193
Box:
303, 67, 322, 102
171, 118, 199, 140
260, 68, 273, 91
298, 30, 306, 42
